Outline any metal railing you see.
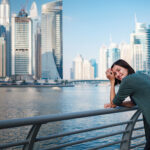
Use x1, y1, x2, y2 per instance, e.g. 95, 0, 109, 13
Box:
0, 106, 145, 150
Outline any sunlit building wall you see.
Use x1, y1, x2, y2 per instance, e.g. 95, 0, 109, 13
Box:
29, 1, 39, 79
108, 43, 120, 68
119, 42, 133, 66
130, 22, 150, 73
0, 0, 11, 76
41, 0, 63, 79
73, 55, 83, 80
11, 11, 32, 79
35, 24, 41, 79
83, 59, 94, 80
99, 45, 108, 80
90, 59, 98, 79
0, 37, 6, 77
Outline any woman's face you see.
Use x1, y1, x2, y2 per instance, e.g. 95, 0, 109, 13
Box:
112, 65, 128, 81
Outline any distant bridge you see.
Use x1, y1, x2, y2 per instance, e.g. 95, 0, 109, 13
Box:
67, 79, 109, 84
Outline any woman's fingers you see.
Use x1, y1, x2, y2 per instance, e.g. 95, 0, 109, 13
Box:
104, 103, 111, 108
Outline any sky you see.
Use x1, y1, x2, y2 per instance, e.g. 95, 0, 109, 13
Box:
9, 0, 150, 79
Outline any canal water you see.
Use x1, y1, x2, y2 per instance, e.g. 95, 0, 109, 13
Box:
0, 85, 145, 149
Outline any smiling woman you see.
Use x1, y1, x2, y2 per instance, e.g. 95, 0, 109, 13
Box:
104, 59, 150, 150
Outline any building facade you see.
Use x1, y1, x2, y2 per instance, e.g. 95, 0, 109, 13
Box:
90, 59, 98, 79
83, 59, 94, 80
29, 1, 39, 79
35, 24, 41, 79
72, 55, 83, 80
130, 22, 150, 73
108, 43, 120, 68
0, 37, 6, 77
99, 45, 108, 80
0, 0, 11, 76
41, 0, 63, 79
11, 10, 32, 80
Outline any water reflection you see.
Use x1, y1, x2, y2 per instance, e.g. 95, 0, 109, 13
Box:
0, 86, 145, 149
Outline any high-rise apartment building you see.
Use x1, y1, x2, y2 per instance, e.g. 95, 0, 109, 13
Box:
130, 22, 150, 73
90, 59, 98, 79
119, 42, 133, 66
11, 10, 33, 80
29, 1, 39, 79
99, 45, 108, 80
83, 60, 94, 80
73, 55, 83, 80
0, 0, 11, 76
35, 23, 41, 79
0, 37, 6, 77
108, 43, 120, 68
99, 43, 120, 80
41, 0, 63, 80
72, 55, 94, 80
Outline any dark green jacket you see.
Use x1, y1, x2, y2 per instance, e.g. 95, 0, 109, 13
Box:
113, 72, 150, 125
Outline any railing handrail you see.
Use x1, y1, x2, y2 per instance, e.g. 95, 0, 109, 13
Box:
0, 106, 138, 129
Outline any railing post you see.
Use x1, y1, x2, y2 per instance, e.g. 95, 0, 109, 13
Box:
23, 124, 41, 150
120, 109, 141, 150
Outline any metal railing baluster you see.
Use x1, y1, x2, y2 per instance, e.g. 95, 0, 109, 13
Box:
23, 124, 41, 150
120, 109, 142, 149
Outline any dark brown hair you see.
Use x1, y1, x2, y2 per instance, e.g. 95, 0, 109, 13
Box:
111, 59, 135, 85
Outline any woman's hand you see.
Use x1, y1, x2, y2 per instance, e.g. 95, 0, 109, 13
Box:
104, 103, 116, 108
105, 68, 115, 83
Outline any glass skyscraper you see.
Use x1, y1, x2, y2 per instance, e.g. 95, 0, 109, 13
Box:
130, 22, 150, 74
0, 0, 11, 76
11, 10, 32, 80
41, 0, 63, 80
0, 37, 6, 77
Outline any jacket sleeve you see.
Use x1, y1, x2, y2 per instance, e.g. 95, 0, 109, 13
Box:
113, 77, 134, 106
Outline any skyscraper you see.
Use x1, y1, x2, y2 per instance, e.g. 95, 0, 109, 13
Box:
0, 0, 11, 76
108, 43, 120, 68
73, 55, 83, 80
0, 37, 6, 77
130, 21, 150, 73
35, 23, 41, 79
119, 42, 132, 66
99, 45, 108, 80
29, 1, 39, 79
90, 59, 98, 79
83, 59, 94, 80
11, 10, 33, 80
41, 0, 63, 80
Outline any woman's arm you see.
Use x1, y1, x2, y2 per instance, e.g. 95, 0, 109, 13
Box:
105, 69, 117, 108
121, 101, 135, 107
110, 80, 117, 107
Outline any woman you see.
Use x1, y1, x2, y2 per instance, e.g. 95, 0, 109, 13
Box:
104, 59, 150, 150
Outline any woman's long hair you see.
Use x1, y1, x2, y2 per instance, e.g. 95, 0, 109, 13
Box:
111, 59, 135, 85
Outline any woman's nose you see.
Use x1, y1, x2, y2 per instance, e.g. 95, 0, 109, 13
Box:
116, 72, 120, 78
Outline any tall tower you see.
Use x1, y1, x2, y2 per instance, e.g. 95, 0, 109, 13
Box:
11, 10, 33, 80
29, 1, 39, 79
0, 0, 11, 76
130, 22, 150, 74
0, 37, 6, 77
41, 0, 63, 80
108, 43, 120, 68
73, 55, 83, 80
99, 45, 108, 80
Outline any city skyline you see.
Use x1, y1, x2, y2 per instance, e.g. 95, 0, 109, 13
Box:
8, 0, 150, 79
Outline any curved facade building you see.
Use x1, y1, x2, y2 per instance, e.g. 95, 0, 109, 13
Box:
41, 0, 63, 79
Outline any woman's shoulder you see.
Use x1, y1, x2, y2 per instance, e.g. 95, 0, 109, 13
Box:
123, 72, 150, 83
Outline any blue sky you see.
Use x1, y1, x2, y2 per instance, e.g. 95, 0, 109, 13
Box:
10, 0, 150, 79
